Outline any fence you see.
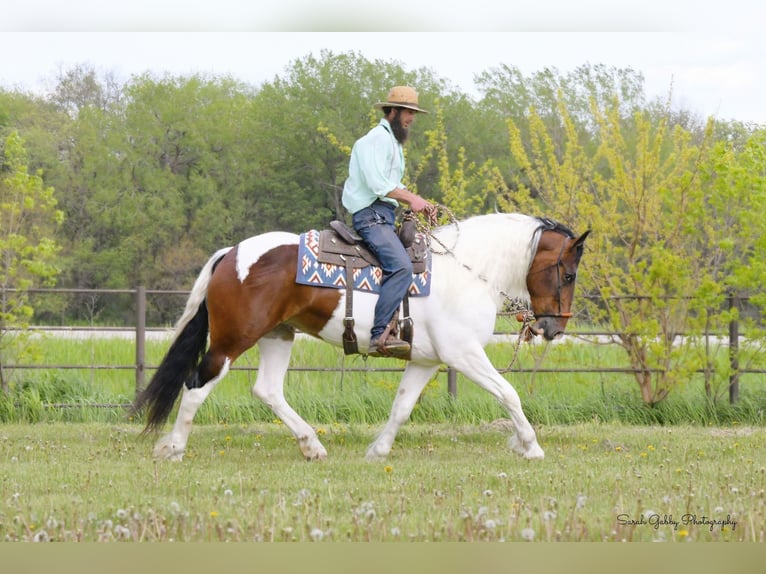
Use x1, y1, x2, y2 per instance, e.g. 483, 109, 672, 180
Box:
2, 287, 756, 404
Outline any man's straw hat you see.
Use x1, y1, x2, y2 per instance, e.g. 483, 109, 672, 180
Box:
374, 86, 429, 113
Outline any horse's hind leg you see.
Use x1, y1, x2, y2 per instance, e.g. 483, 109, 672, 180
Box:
154, 351, 231, 461
366, 362, 440, 461
252, 333, 327, 461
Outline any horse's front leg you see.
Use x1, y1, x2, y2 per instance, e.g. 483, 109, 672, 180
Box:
253, 336, 327, 460
366, 362, 440, 461
443, 343, 544, 460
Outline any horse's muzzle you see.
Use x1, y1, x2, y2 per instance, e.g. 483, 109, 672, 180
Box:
532, 317, 568, 340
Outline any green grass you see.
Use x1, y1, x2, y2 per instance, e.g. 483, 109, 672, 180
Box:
1, 422, 763, 542
2, 335, 764, 427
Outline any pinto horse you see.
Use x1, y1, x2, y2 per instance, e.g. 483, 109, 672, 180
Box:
133, 213, 589, 461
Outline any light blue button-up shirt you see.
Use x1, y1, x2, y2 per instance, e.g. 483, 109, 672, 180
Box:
342, 119, 404, 214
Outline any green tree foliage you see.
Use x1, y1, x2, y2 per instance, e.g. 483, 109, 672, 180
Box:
2, 54, 766, 408
0, 131, 63, 392
499, 83, 766, 404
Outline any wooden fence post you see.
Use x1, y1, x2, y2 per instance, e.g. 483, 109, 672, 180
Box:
135, 286, 146, 396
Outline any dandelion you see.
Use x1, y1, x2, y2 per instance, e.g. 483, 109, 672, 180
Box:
225, 435, 232, 442
543, 510, 557, 522
678, 529, 689, 538
484, 519, 497, 530
521, 527, 535, 541
483, 489, 494, 497
210, 511, 219, 518
576, 495, 587, 510
114, 525, 131, 540
116, 508, 128, 520
317, 428, 326, 435
33, 530, 50, 543
219, 450, 226, 456
615, 446, 622, 452
714, 506, 724, 514
390, 527, 401, 537
384, 465, 393, 474
310, 528, 324, 542
497, 472, 508, 479
169, 501, 181, 514
224, 489, 234, 498
647, 445, 656, 451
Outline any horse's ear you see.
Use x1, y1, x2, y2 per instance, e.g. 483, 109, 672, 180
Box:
572, 229, 591, 250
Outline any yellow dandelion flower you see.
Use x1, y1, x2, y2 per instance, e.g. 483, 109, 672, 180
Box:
384, 465, 393, 474
210, 511, 219, 518
647, 445, 655, 451
640, 452, 648, 458
678, 529, 688, 538
219, 450, 226, 456
225, 435, 232, 442
615, 446, 622, 452
317, 428, 326, 435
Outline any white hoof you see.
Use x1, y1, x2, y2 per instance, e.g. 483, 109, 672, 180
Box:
299, 436, 327, 461
509, 434, 545, 460
365, 442, 390, 461
153, 434, 185, 461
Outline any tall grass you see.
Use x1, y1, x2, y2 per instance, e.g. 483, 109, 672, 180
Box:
1, 335, 764, 427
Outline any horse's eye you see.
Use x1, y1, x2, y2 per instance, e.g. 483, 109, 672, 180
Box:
564, 273, 575, 283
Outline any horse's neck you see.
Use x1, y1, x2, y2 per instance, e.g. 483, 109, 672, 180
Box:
433, 214, 537, 303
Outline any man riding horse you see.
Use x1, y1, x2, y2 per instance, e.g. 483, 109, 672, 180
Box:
342, 86, 437, 357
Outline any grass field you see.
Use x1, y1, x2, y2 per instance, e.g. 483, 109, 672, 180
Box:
1, 334, 764, 543
1, 421, 763, 542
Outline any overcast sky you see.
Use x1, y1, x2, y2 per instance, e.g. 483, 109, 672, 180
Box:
2, 1, 764, 125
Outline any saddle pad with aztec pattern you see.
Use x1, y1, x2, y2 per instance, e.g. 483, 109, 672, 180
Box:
295, 230, 431, 296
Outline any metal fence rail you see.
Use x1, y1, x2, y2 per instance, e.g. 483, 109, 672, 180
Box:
2, 287, 754, 404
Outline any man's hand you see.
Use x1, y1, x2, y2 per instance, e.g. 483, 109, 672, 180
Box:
388, 187, 438, 225
408, 195, 437, 225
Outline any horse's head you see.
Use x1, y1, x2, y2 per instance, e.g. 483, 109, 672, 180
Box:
525, 223, 590, 340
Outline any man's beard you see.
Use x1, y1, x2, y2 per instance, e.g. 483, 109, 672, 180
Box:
390, 111, 409, 144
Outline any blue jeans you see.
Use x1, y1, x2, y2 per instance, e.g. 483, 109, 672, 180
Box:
352, 201, 413, 339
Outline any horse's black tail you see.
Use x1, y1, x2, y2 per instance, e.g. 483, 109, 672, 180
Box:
132, 247, 231, 432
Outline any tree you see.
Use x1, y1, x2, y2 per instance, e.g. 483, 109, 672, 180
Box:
499, 84, 766, 405
0, 131, 63, 393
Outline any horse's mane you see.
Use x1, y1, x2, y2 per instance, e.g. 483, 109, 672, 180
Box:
431, 213, 568, 306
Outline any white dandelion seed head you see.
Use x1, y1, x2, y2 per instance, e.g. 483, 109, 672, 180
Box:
497, 472, 508, 479
310, 528, 324, 542
483, 489, 494, 497
116, 508, 128, 520
543, 510, 557, 522
33, 530, 50, 543
484, 519, 497, 530
224, 489, 233, 497
114, 525, 131, 540
521, 527, 536, 541
576, 495, 587, 509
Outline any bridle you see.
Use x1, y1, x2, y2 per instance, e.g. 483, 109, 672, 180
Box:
526, 233, 574, 320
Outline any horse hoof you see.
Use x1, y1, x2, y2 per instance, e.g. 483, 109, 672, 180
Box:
365, 443, 390, 461
509, 435, 544, 460
153, 435, 185, 461
299, 437, 327, 461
